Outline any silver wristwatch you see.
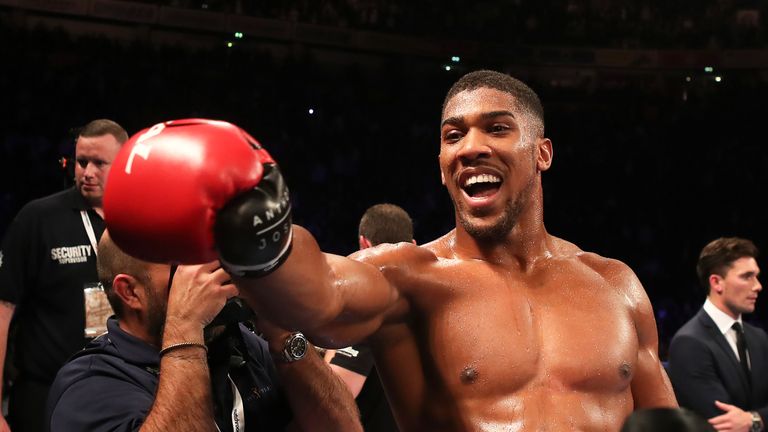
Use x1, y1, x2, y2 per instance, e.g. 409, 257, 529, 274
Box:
277, 332, 308, 363
751, 412, 763, 432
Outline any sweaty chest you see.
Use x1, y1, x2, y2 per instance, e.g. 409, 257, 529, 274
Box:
418, 265, 637, 397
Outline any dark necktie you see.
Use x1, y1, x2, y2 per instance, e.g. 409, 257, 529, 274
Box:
732, 322, 752, 384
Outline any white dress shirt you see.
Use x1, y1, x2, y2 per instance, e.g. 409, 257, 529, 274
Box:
703, 298, 750, 368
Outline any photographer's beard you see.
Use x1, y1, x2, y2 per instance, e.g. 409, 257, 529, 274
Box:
145, 289, 169, 345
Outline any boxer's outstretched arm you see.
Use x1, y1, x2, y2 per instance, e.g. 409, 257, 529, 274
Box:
101, 120, 403, 346
238, 225, 402, 348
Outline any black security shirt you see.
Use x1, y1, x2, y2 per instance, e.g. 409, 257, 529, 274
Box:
0, 187, 104, 382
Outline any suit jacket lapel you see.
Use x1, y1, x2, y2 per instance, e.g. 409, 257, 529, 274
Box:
697, 310, 752, 395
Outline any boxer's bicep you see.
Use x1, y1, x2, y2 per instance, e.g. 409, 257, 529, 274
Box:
238, 226, 413, 347
307, 254, 403, 347
631, 335, 677, 408
625, 272, 678, 408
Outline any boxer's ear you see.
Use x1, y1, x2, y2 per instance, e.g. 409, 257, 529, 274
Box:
536, 138, 553, 171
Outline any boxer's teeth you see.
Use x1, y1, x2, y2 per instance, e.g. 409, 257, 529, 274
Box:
464, 174, 501, 187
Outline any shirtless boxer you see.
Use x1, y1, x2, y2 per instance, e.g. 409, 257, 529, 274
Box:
104, 70, 677, 431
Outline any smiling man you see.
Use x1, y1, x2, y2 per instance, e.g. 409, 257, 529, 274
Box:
668, 237, 767, 432
103, 70, 677, 431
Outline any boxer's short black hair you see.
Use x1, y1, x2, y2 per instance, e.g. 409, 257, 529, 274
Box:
443, 70, 545, 139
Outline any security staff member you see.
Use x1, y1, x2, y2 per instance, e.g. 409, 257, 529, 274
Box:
0, 119, 128, 432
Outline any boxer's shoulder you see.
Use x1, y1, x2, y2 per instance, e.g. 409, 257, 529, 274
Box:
562, 243, 646, 306
548, 236, 632, 279
572, 250, 619, 270
544, 237, 639, 296
420, 230, 458, 259
576, 252, 636, 284
352, 241, 437, 268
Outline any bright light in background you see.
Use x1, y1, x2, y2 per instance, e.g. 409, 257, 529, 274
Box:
226, 42, 233, 48
445, 65, 451, 71
704, 66, 713, 73
234, 32, 243, 39
715, 76, 722, 82
308, 108, 314, 115
451, 56, 460, 62
685, 76, 691, 82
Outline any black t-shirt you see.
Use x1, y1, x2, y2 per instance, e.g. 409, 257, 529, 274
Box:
0, 187, 104, 382
331, 344, 400, 432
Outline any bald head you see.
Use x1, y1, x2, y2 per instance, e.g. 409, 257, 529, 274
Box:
97, 230, 154, 318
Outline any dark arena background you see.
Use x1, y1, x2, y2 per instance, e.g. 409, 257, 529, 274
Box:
1, 0, 767, 359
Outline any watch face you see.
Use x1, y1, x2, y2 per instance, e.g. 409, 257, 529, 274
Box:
285, 333, 308, 361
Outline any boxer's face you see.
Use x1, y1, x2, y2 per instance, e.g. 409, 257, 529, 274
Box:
75, 134, 122, 208
719, 257, 761, 317
439, 87, 550, 241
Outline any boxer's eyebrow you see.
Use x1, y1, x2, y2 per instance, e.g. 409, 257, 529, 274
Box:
441, 116, 464, 128
481, 110, 515, 120
441, 110, 516, 128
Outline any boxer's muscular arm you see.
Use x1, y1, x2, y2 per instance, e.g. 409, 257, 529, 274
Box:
103, 121, 407, 346
237, 225, 404, 348
622, 266, 678, 408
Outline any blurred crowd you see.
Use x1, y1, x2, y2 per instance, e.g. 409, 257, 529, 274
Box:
132, 0, 768, 48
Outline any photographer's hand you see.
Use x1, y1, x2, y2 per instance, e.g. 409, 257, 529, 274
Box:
164, 262, 239, 341
140, 262, 238, 432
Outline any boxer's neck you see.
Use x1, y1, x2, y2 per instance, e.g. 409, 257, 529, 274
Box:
452, 222, 553, 272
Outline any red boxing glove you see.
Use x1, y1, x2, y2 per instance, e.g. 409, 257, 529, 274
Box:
104, 119, 292, 275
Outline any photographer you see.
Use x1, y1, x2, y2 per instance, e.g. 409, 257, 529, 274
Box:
46, 230, 361, 432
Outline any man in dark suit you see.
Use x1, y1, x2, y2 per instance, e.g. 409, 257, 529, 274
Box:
668, 237, 766, 432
